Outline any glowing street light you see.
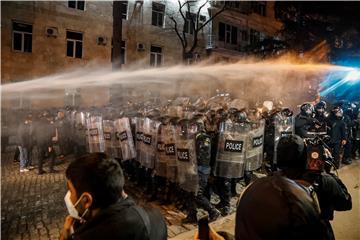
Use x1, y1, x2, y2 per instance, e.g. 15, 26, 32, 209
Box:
345, 70, 360, 83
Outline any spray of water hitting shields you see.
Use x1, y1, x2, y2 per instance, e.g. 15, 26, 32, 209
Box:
1, 54, 358, 110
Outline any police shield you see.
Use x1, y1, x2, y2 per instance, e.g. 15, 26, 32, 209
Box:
135, 117, 145, 163
141, 118, 161, 169
245, 119, 265, 171
273, 113, 295, 164
155, 124, 167, 178
214, 120, 249, 178
103, 120, 114, 157
175, 121, 198, 193
159, 123, 178, 181
74, 111, 87, 147
114, 117, 136, 161
86, 116, 105, 153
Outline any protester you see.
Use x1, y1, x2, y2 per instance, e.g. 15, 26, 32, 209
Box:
34, 111, 57, 174
17, 116, 34, 172
276, 134, 352, 239
60, 153, 167, 240
194, 175, 328, 240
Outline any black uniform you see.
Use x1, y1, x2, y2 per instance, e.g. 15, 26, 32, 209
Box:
183, 131, 220, 223
328, 116, 346, 168
34, 117, 56, 174
343, 112, 355, 164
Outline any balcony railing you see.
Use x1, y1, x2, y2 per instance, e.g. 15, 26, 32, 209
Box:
206, 34, 216, 49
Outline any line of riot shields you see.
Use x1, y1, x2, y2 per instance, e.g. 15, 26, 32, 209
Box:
66, 97, 295, 197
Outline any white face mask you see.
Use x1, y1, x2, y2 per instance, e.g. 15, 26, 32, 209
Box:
64, 190, 89, 220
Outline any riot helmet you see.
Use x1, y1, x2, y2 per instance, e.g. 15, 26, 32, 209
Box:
235, 110, 248, 123
280, 108, 293, 118
315, 101, 327, 114
332, 106, 343, 119
300, 103, 314, 117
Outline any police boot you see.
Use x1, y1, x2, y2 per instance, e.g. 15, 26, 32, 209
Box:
244, 171, 253, 186
181, 212, 197, 224
219, 206, 231, 216
342, 158, 352, 165
209, 208, 221, 222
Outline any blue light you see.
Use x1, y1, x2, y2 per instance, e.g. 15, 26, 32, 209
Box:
320, 67, 360, 101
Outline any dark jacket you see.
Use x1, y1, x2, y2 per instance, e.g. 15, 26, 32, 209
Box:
279, 169, 352, 240
328, 117, 346, 144
295, 114, 316, 138
72, 197, 167, 240
17, 122, 33, 147
34, 118, 56, 146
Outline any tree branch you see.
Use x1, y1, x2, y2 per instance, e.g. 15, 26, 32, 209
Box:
197, 4, 226, 32
178, 0, 188, 49
169, 16, 185, 49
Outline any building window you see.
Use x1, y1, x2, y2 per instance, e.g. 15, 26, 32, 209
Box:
66, 31, 83, 58
152, 2, 165, 27
12, 22, 32, 53
150, 45, 162, 67
241, 30, 248, 42
252, 1, 266, 16
184, 12, 196, 34
250, 29, 260, 44
68, 0, 85, 10
121, 1, 128, 20
121, 40, 126, 64
218, 22, 237, 45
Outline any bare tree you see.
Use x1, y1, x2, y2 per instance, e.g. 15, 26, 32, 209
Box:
168, 0, 226, 63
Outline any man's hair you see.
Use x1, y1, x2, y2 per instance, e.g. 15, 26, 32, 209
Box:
277, 135, 307, 169
235, 175, 326, 240
65, 153, 124, 209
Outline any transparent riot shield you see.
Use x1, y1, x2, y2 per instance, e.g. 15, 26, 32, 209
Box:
155, 124, 167, 178
141, 118, 161, 169
114, 117, 136, 161
164, 124, 178, 182
273, 114, 295, 164
103, 120, 114, 157
86, 116, 105, 153
74, 112, 87, 149
214, 120, 249, 178
245, 119, 265, 171
175, 122, 198, 194
135, 117, 145, 163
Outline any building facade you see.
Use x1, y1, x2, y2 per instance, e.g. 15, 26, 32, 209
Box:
1, 1, 282, 108
1, 1, 113, 84
208, 1, 283, 61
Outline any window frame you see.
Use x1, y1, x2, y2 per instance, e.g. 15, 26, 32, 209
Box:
150, 45, 163, 67
66, 30, 83, 59
68, 0, 86, 11
151, 2, 165, 28
12, 21, 33, 53
219, 22, 237, 45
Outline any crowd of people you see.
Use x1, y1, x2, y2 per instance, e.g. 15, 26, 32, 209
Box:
11, 96, 357, 239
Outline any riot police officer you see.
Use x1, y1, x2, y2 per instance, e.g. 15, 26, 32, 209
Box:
182, 119, 221, 223
328, 106, 347, 168
295, 103, 316, 138
314, 101, 329, 124
342, 103, 356, 165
